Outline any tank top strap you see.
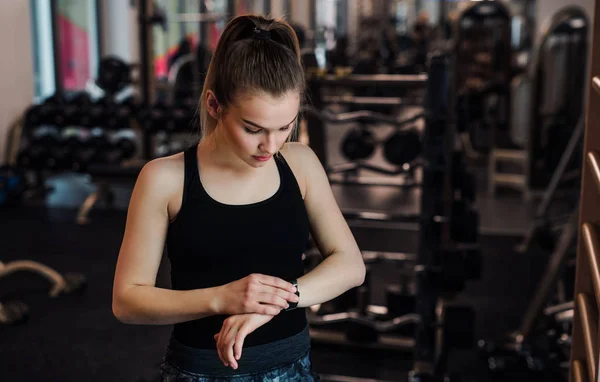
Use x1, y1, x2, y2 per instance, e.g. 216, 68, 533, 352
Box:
182, 144, 201, 207
275, 153, 303, 200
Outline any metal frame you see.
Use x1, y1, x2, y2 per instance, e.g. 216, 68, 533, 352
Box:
50, 0, 63, 96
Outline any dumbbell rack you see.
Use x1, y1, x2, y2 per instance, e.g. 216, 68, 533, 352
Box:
10, 90, 143, 223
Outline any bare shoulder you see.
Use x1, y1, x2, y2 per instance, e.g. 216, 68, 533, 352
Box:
279, 142, 323, 198
135, 152, 185, 200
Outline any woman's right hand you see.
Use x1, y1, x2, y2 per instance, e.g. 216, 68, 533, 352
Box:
214, 274, 299, 316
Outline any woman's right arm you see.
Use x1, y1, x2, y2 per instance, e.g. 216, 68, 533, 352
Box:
112, 157, 299, 325
112, 157, 217, 325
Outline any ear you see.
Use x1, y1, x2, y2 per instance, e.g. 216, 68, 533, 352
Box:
205, 90, 221, 120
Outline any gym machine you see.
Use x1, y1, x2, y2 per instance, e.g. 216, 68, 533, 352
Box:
304, 53, 482, 382
454, 1, 512, 158
490, 7, 589, 198
0, 259, 86, 325
305, 74, 427, 181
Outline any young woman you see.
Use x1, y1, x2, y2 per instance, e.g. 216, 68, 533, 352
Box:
112, 14, 365, 381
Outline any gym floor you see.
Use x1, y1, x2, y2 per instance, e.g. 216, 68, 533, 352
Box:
1, 126, 554, 381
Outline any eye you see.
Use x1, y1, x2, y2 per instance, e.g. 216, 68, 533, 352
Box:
244, 127, 261, 135
280, 125, 292, 131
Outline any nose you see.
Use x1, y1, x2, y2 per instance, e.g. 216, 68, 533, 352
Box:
259, 132, 278, 155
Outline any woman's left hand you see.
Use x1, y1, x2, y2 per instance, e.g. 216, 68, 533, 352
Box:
213, 313, 275, 369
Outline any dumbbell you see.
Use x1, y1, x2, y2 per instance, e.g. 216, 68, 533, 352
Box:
63, 92, 93, 126
103, 130, 137, 164
26, 126, 67, 171
98, 97, 131, 130
68, 128, 109, 171
16, 145, 49, 171
340, 126, 376, 161
113, 96, 137, 127
42, 92, 68, 126
383, 129, 422, 166
96, 56, 132, 95
141, 101, 170, 133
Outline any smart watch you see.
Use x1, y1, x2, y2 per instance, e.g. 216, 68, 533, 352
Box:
285, 279, 300, 311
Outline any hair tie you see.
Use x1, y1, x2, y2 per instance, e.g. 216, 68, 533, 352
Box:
252, 27, 271, 41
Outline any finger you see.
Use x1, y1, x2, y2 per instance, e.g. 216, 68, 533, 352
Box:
214, 332, 225, 365
218, 325, 234, 367
223, 326, 239, 369
269, 287, 300, 304
234, 328, 248, 361
256, 292, 289, 310
257, 275, 297, 293
254, 302, 282, 316
216, 332, 226, 366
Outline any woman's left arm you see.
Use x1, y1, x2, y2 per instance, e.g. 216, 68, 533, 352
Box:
291, 143, 366, 308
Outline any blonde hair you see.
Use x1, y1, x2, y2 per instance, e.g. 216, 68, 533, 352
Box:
199, 15, 305, 143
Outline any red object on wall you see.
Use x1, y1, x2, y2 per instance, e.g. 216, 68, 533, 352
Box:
58, 14, 90, 90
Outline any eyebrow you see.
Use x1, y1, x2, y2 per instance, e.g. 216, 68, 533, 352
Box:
241, 113, 299, 130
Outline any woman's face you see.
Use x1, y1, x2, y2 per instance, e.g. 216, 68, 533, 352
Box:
210, 91, 300, 168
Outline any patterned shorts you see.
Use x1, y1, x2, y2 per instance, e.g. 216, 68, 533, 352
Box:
160, 350, 320, 381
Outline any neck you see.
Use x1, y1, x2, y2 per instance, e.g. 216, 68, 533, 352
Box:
198, 129, 257, 175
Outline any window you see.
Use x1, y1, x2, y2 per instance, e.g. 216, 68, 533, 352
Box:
30, 0, 55, 101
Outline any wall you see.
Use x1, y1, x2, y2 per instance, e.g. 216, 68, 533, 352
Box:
100, 0, 138, 64
0, 1, 34, 164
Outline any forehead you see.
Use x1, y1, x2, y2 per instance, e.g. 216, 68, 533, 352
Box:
231, 92, 300, 127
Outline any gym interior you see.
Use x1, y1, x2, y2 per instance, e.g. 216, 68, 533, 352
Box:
1, 0, 599, 381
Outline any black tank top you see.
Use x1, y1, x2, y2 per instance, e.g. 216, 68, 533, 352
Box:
166, 145, 310, 349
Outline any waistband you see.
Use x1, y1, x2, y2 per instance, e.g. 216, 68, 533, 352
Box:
163, 324, 311, 377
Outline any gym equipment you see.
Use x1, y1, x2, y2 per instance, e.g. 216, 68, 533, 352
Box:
0, 259, 86, 325
103, 130, 138, 164
141, 102, 170, 133
385, 283, 416, 320
451, 152, 477, 203
490, 7, 589, 197
24, 93, 67, 128
433, 248, 482, 297
450, 200, 479, 244
306, 55, 479, 381
408, 53, 480, 382
306, 249, 418, 350
517, 117, 584, 254
383, 130, 422, 166
303, 106, 426, 187
340, 126, 376, 160
96, 56, 132, 95
0, 301, 29, 325
63, 92, 93, 126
